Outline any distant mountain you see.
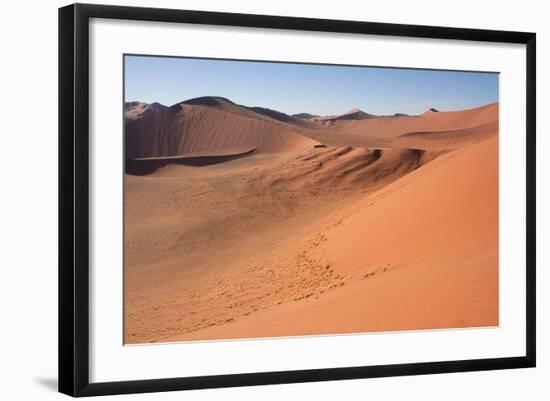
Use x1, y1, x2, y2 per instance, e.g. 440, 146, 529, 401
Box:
174, 96, 316, 129
124, 101, 168, 121
292, 113, 319, 119
308, 108, 377, 126
422, 108, 440, 116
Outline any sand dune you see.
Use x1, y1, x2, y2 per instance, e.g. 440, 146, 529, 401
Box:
260, 145, 441, 193
310, 108, 376, 126
124, 143, 442, 343
163, 135, 498, 342
125, 99, 496, 168
303, 102, 498, 148
124, 151, 351, 343
125, 97, 318, 160
336, 108, 376, 120
180, 96, 312, 128
124, 98, 499, 344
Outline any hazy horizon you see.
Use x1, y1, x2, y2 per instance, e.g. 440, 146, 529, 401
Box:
125, 55, 499, 116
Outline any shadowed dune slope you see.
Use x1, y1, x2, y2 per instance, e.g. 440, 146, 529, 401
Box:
181, 96, 314, 128
125, 147, 257, 175
125, 97, 318, 159
164, 136, 498, 341
260, 145, 442, 193
124, 101, 168, 122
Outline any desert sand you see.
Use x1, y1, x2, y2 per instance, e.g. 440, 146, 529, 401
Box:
124, 97, 499, 344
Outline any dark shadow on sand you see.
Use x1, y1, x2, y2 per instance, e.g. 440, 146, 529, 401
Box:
126, 148, 256, 175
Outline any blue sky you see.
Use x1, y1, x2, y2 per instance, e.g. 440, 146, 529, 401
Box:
124, 55, 499, 116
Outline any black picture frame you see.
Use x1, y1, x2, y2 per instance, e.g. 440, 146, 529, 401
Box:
59, 3, 536, 397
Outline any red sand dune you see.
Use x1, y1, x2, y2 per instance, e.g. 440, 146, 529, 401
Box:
261, 146, 441, 193
303, 102, 498, 149
124, 99, 499, 344
125, 97, 318, 159
164, 135, 498, 342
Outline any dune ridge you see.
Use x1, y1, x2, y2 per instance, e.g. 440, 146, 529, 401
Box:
260, 146, 442, 193
125, 99, 318, 159
392, 120, 499, 150
303, 102, 498, 149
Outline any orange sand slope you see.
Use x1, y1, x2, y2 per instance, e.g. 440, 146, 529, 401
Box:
164, 136, 498, 342
124, 98, 498, 344
125, 97, 318, 159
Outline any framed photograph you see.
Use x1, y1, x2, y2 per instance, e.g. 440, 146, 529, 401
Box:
58, 3, 536, 397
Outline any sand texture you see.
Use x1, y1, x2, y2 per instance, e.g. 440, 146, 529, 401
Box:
124, 98, 499, 344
